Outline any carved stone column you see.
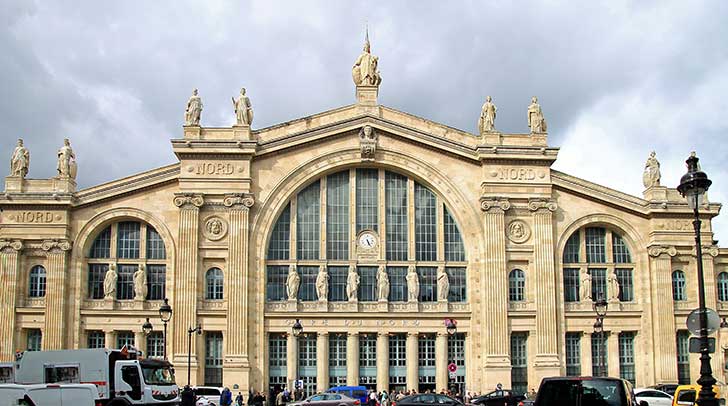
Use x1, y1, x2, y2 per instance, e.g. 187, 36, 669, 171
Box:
0, 240, 23, 361
105, 330, 116, 349
648, 245, 678, 383
376, 332, 389, 392
479, 197, 511, 386
346, 332, 360, 386
435, 332, 448, 392
406, 333, 418, 391
135, 331, 147, 355
287, 333, 298, 391
223, 193, 254, 388
607, 332, 619, 378
581, 331, 592, 376
528, 199, 561, 380
172, 193, 203, 365
41, 239, 71, 350
317, 332, 329, 392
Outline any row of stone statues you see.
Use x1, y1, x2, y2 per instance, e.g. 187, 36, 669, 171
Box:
9, 138, 76, 180
183, 87, 254, 127
579, 269, 621, 301
285, 265, 450, 302
477, 96, 547, 134
102, 264, 147, 300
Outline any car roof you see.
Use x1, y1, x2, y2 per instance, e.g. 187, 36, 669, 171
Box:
542, 376, 625, 382
634, 388, 671, 396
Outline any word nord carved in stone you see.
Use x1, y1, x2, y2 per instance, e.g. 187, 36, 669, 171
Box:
16, 211, 55, 223
495, 167, 537, 181
196, 162, 234, 176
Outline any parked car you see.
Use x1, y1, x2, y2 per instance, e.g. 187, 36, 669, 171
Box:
534, 376, 644, 406
290, 393, 360, 406
471, 389, 525, 406
392, 394, 463, 406
0, 383, 99, 406
194, 386, 224, 406
328, 385, 369, 405
634, 388, 672, 406
671, 384, 723, 406
649, 384, 679, 397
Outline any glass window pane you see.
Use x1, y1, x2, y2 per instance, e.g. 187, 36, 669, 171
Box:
447, 267, 466, 302
444, 207, 465, 262
719, 272, 728, 302
116, 331, 134, 349
27, 329, 42, 351
585, 227, 606, 263
415, 183, 437, 261
298, 266, 318, 302
672, 270, 686, 301
88, 264, 108, 299
206, 268, 224, 300
563, 231, 580, 263
612, 233, 632, 263
358, 266, 377, 302
205, 332, 223, 387
591, 333, 608, 377
388, 267, 407, 302
418, 334, 436, 371
618, 332, 636, 385
268, 204, 291, 260
29, 265, 46, 298
87, 331, 105, 349
356, 169, 378, 233
565, 333, 581, 376
563, 268, 580, 302
590, 269, 607, 301
385, 172, 408, 261
329, 333, 347, 368
117, 264, 136, 300
676, 331, 690, 384
146, 226, 166, 260
327, 172, 350, 260
510, 333, 528, 394
146, 332, 164, 359
266, 265, 288, 301
269, 333, 287, 368
509, 269, 525, 302
147, 265, 166, 300
417, 267, 437, 302
117, 222, 141, 259
448, 333, 466, 368
616, 268, 633, 302
328, 266, 348, 302
90, 226, 111, 258
297, 181, 321, 260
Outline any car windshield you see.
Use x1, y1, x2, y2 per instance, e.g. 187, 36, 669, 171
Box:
141, 365, 176, 385
538, 379, 626, 406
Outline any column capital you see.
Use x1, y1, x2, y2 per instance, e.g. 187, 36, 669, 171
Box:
407, 332, 419, 338
223, 193, 254, 210
702, 245, 720, 258
319, 331, 329, 337
41, 238, 71, 254
173, 192, 204, 209
480, 196, 511, 213
0, 239, 23, 253
648, 245, 677, 258
528, 198, 558, 212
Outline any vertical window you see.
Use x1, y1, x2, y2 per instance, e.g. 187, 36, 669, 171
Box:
590, 269, 607, 301
329, 333, 347, 386
444, 207, 465, 262
563, 231, 580, 263
327, 172, 350, 260
417, 267, 437, 302
146, 332, 164, 359
146, 265, 166, 300
508, 269, 525, 302
359, 335, 377, 389
585, 227, 606, 263
266, 266, 288, 301
616, 269, 633, 302
297, 181, 320, 260
447, 267, 466, 302
389, 333, 407, 391
117, 265, 136, 300
206, 268, 224, 300
565, 333, 581, 376
676, 331, 690, 384
612, 234, 632, 263
297, 266, 318, 302
88, 264, 108, 299
415, 183, 437, 261
591, 333, 608, 377
269, 333, 288, 393
27, 329, 42, 351
388, 267, 407, 302
672, 270, 686, 301
328, 266, 348, 302
116, 331, 134, 349
205, 332, 223, 387
298, 334, 317, 397
618, 332, 636, 385
90, 226, 111, 258
510, 333, 528, 395
87, 331, 105, 349
385, 172, 408, 261
358, 267, 377, 302
418, 334, 436, 367
448, 333, 466, 368
356, 169, 379, 233
117, 222, 141, 259
28, 265, 46, 298
718, 272, 728, 302
563, 268, 580, 302
268, 204, 291, 260
146, 227, 166, 260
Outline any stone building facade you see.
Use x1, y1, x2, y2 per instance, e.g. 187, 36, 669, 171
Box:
1, 44, 728, 394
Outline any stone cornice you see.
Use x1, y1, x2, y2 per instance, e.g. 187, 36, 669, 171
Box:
0, 239, 23, 253
74, 163, 179, 207
223, 193, 255, 210
479, 197, 511, 213
173, 193, 204, 209
552, 170, 649, 215
528, 198, 558, 212
41, 239, 72, 254
647, 245, 677, 258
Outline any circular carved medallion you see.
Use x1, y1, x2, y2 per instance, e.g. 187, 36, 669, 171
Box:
203, 216, 228, 241
507, 220, 530, 243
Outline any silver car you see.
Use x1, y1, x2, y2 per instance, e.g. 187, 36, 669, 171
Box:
290, 393, 361, 406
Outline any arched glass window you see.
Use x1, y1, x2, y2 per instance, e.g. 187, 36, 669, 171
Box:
265, 169, 467, 304
206, 268, 224, 300
508, 269, 525, 302
672, 270, 686, 301
29, 265, 46, 298
86, 221, 167, 300
718, 272, 728, 302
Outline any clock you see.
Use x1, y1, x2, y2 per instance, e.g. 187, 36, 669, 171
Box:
358, 231, 378, 250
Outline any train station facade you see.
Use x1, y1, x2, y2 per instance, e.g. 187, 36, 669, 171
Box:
1, 42, 728, 394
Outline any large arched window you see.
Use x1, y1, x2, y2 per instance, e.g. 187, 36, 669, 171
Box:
265, 169, 467, 304
718, 272, 728, 302
29, 265, 46, 298
672, 270, 686, 301
206, 268, 224, 300
508, 269, 525, 302
86, 221, 167, 300
561, 226, 634, 302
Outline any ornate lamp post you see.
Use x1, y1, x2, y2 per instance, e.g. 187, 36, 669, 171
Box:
187, 325, 202, 386
142, 318, 153, 336
291, 319, 303, 395
678, 152, 717, 406
158, 298, 172, 360
592, 293, 608, 377
444, 318, 457, 336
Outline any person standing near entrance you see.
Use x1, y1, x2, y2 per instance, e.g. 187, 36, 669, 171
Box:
220, 387, 233, 406
236, 392, 244, 406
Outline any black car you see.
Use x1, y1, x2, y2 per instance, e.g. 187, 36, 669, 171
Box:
471, 390, 525, 406
393, 394, 463, 406
534, 376, 645, 406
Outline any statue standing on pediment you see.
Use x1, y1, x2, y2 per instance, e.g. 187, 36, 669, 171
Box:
286, 265, 300, 300
352, 32, 382, 86
184, 88, 203, 126
478, 96, 497, 133
437, 266, 449, 301
346, 265, 359, 301
315, 265, 329, 301
580, 270, 592, 301
643, 151, 661, 188
377, 265, 389, 301
104, 264, 118, 299
406, 265, 419, 302
527, 96, 547, 133
232, 87, 254, 126
10, 138, 29, 178
134, 265, 147, 299
57, 138, 77, 179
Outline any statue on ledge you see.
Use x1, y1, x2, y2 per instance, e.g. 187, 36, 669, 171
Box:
184, 88, 203, 126
286, 265, 300, 300
527, 96, 547, 133
346, 265, 359, 301
352, 31, 382, 87
406, 265, 419, 302
232, 87, 254, 126
134, 265, 147, 299
643, 151, 661, 188
315, 265, 329, 301
580, 270, 592, 301
10, 138, 29, 178
56, 138, 77, 179
478, 96, 497, 133
104, 264, 118, 300
436, 266, 449, 301
377, 265, 389, 301
608, 270, 621, 301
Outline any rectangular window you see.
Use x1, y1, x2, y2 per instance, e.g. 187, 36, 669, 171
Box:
297, 266, 318, 302
447, 267, 466, 302
388, 267, 407, 302
268, 204, 290, 260
591, 333, 608, 377
510, 333, 528, 395
358, 267, 377, 302
590, 268, 607, 301
27, 329, 42, 351
269, 333, 287, 368
327, 172, 350, 260
90, 227, 111, 258
146, 265, 166, 300
146, 332, 164, 359
299, 334, 317, 368
356, 169, 379, 233
205, 332, 223, 387
266, 265, 288, 301
565, 333, 581, 376
329, 333, 347, 367
87, 331, 105, 349
612, 234, 632, 263
616, 268, 634, 302
328, 266, 348, 302
88, 264, 108, 299
448, 333, 466, 368
444, 207, 465, 262
117, 264, 136, 300
418, 267, 437, 302
389, 333, 406, 391
418, 334, 436, 367
297, 181, 320, 260
415, 183, 437, 261
563, 268, 580, 302
359, 334, 377, 368
563, 231, 580, 263
677, 331, 691, 384
146, 227, 166, 260
117, 222, 141, 259
585, 227, 606, 263
619, 332, 636, 385
116, 331, 134, 349
386, 172, 408, 261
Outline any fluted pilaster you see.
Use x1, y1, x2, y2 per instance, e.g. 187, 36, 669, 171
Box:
346, 333, 360, 386
435, 332, 448, 391
42, 239, 71, 350
406, 333, 418, 390
376, 333, 389, 392
317, 332, 329, 391
0, 240, 23, 361
648, 245, 678, 382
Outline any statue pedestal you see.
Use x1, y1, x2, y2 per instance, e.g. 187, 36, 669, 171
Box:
314, 299, 328, 311
52, 177, 77, 193
233, 125, 252, 141
643, 185, 668, 201
344, 300, 358, 312
356, 86, 379, 106
405, 301, 418, 312
4, 176, 23, 193
376, 300, 388, 312
434, 300, 448, 312
481, 131, 502, 145
285, 299, 298, 312
103, 297, 116, 310
183, 125, 202, 140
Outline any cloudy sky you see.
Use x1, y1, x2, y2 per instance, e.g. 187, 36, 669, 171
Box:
2, 1, 728, 240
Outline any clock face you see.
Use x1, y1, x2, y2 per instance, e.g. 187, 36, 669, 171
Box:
358, 232, 377, 250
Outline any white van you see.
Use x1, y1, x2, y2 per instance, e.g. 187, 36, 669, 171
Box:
0, 383, 98, 406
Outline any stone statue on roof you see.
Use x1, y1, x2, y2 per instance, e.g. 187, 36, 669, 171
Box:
10, 138, 29, 178
57, 138, 77, 179
232, 87, 254, 126
478, 96, 497, 133
527, 96, 547, 133
352, 29, 382, 87
184, 88, 203, 126
643, 151, 661, 188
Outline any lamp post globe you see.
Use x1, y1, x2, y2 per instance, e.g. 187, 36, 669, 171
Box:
292, 319, 303, 337
677, 152, 712, 210
159, 297, 173, 323
592, 293, 608, 317
445, 318, 457, 336
142, 318, 153, 336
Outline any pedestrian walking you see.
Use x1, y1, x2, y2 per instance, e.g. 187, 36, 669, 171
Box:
181, 385, 196, 406
220, 387, 233, 406
236, 391, 244, 406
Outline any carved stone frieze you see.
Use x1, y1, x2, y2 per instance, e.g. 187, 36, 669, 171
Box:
359, 125, 378, 161
202, 216, 228, 241
480, 197, 511, 213
0, 239, 23, 253
507, 220, 531, 243
173, 193, 204, 209
41, 239, 71, 254
528, 198, 557, 212
223, 193, 255, 210
647, 245, 678, 258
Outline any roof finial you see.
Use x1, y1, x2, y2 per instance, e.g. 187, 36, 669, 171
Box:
365, 22, 370, 49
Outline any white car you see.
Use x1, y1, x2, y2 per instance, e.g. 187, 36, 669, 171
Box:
634, 388, 673, 406
194, 386, 224, 406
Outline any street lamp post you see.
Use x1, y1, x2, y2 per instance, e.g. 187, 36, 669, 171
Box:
444, 318, 457, 336
291, 319, 303, 398
677, 152, 717, 406
159, 298, 172, 360
593, 293, 608, 377
187, 325, 202, 387
141, 318, 153, 358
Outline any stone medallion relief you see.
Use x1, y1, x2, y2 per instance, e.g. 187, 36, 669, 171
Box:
507, 219, 531, 243
203, 216, 228, 241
